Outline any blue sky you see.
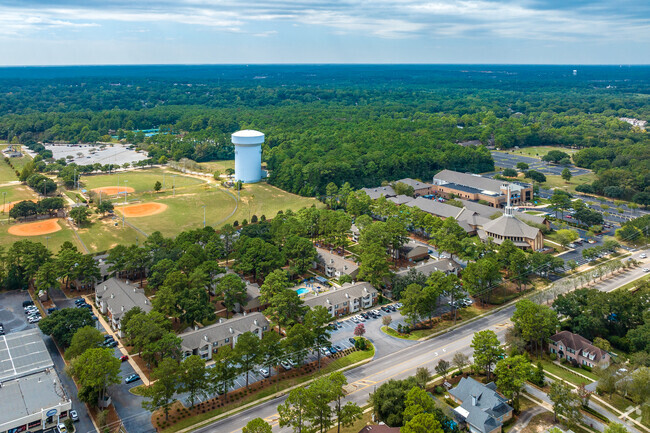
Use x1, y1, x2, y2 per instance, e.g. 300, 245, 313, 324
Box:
1, 0, 649, 65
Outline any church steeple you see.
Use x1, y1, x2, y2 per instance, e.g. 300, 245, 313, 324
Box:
504, 184, 514, 217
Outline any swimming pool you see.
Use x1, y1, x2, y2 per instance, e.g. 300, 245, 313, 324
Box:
296, 288, 310, 295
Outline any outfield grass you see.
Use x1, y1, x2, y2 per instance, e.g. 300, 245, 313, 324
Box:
230, 182, 323, 223
81, 168, 204, 194
0, 160, 18, 183
76, 215, 142, 252
540, 173, 598, 193
0, 219, 83, 252
0, 184, 39, 204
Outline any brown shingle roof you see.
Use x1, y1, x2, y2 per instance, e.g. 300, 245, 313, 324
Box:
550, 331, 608, 362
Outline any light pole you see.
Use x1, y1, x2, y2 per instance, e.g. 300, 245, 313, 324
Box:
163, 172, 165, 189
2, 191, 6, 215
124, 180, 128, 204
173, 175, 177, 197
202, 205, 206, 228
45, 236, 50, 249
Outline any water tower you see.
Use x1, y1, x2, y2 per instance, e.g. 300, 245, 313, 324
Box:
231, 130, 264, 183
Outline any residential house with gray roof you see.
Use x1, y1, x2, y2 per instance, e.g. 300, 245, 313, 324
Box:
303, 282, 378, 317
179, 312, 269, 360
315, 247, 359, 279
360, 186, 396, 200
388, 195, 415, 205
95, 278, 152, 337
449, 377, 513, 433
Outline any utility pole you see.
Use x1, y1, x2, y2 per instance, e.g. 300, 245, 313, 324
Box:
124, 180, 128, 204
45, 236, 50, 249
2, 191, 5, 216
173, 175, 177, 197
202, 205, 206, 228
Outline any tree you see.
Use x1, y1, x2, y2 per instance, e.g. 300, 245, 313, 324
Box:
70, 206, 91, 225
403, 386, 438, 423
142, 358, 180, 420
604, 424, 629, 433
179, 286, 215, 325
284, 235, 318, 274
556, 229, 579, 248
154, 181, 162, 192
435, 359, 450, 380
179, 355, 208, 408
354, 323, 366, 337
285, 323, 314, 366
95, 200, 114, 216
267, 289, 307, 335
234, 331, 261, 389
402, 413, 444, 433
305, 306, 333, 370
357, 243, 390, 287
463, 257, 501, 305
415, 367, 431, 389
71, 348, 121, 407
9, 200, 38, 220
210, 345, 238, 399
382, 315, 393, 327
34, 261, 60, 292
561, 167, 572, 182
471, 330, 504, 380
511, 300, 559, 357
577, 383, 592, 408
278, 387, 310, 433
516, 162, 529, 171
494, 355, 532, 411
39, 307, 94, 347
65, 326, 104, 360
503, 168, 518, 178
525, 170, 546, 183
217, 274, 247, 319
371, 377, 418, 427
453, 352, 470, 373
243, 418, 272, 433
260, 331, 284, 382
548, 382, 582, 427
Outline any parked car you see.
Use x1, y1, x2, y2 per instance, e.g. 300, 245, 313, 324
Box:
643, 268, 649, 273
351, 316, 360, 323
360, 312, 369, 320
70, 410, 79, 422
329, 346, 338, 354
333, 345, 343, 352
124, 374, 140, 384
106, 340, 118, 348
57, 423, 67, 433
0, 323, 4, 335
396, 302, 403, 308
28, 316, 41, 324
348, 337, 357, 345
74, 298, 86, 306
47, 307, 58, 314
640, 253, 647, 259
119, 355, 129, 362
259, 368, 270, 378
22, 300, 34, 308
320, 347, 330, 356
280, 360, 292, 370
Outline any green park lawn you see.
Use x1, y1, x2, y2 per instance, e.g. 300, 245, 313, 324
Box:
0, 219, 83, 252
0, 184, 39, 205
540, 172, 597, 193
76, 215, 143, 253
498, 146, 578, 159
80, 168, 204, 194
198, 160, 235, 173
0, 160, 19, 183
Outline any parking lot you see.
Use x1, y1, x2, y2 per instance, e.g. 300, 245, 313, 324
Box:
491, 151, 591, 176
45, 143, 149, 167
0, 291, 38, 335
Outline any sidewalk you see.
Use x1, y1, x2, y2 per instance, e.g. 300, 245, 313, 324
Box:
83, 294, 151, 386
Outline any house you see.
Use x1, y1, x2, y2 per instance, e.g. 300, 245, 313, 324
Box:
235, 281, 269, 314
399, 240, 429, 262
179, 313, 269, 360
449, 377, 513, 433
360, 186, 396, 200
358, 426, 401, 433
315, 248, 359, 279
94, 278, 152, 337
549, 331, 610, 368
303, 282, 378, 317
350, 224, 360, 242
388, 195, 415, 205
432, 170, 533, 208
395, 178, 434, 196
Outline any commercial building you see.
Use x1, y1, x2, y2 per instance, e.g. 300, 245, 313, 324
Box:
232, 129, 264, 183
179, 313, 269, 360
95, 278, 152, 337
303, 282, 378, 317
360, 186, 396, 200
549, 331, 610, 368
395, 178, 434, 196
432, 170, 533, 208
315, 248, 359, 280
449, 377, 513, 433
0, 329, 72, 433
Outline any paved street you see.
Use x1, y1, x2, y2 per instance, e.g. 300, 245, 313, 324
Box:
192, 250, 649, 433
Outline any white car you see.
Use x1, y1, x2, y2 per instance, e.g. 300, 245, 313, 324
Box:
57, 424, 67, 433
643, 268, 649, 273
640, 253, 647, 259
280, 360, 292, 370
70, 410, 79, 422
351, 316, 360, 323
259, 368, 270, 378
28, 316, 41, 324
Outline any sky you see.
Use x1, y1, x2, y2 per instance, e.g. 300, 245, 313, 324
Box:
1, 0, 649, 65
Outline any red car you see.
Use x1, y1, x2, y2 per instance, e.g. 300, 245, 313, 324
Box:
120, 355, 129, 362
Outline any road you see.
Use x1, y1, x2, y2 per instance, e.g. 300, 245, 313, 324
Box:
194, 249, 649, 433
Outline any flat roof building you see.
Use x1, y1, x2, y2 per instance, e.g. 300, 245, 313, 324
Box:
0, 329, 71, 433
432, 170, 533, 208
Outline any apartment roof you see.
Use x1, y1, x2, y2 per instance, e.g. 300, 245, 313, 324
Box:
95, 277, 152, 320
244, 281, 264, 310
550, 331, 608, 363
360, 186, 396, 200
450, 377, 512, 433
400, 240, 429, 259
388, 195, 415, 205
396, 178, 433, 190
179, 313, 269, 351
317, 248, 359, 276
406, 197, 463, 219
303, 282, 377, 310
395, 258, 461, 277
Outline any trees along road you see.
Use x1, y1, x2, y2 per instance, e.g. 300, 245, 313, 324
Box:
195, 250, 650, 433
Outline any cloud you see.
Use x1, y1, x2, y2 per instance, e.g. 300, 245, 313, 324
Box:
0, 0, 648, 42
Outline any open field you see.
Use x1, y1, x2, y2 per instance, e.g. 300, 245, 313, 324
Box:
0, 160, 18, 183
540, 172, 598, 193
81, 168, 203, 194
0, 219, 83, 252
499, 146, 579, 159
0, 184, 39, 206
231, 182, 322, 223
198, 160, 235, 173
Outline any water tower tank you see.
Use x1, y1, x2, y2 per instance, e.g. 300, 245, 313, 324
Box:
231, 130, 264, 183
